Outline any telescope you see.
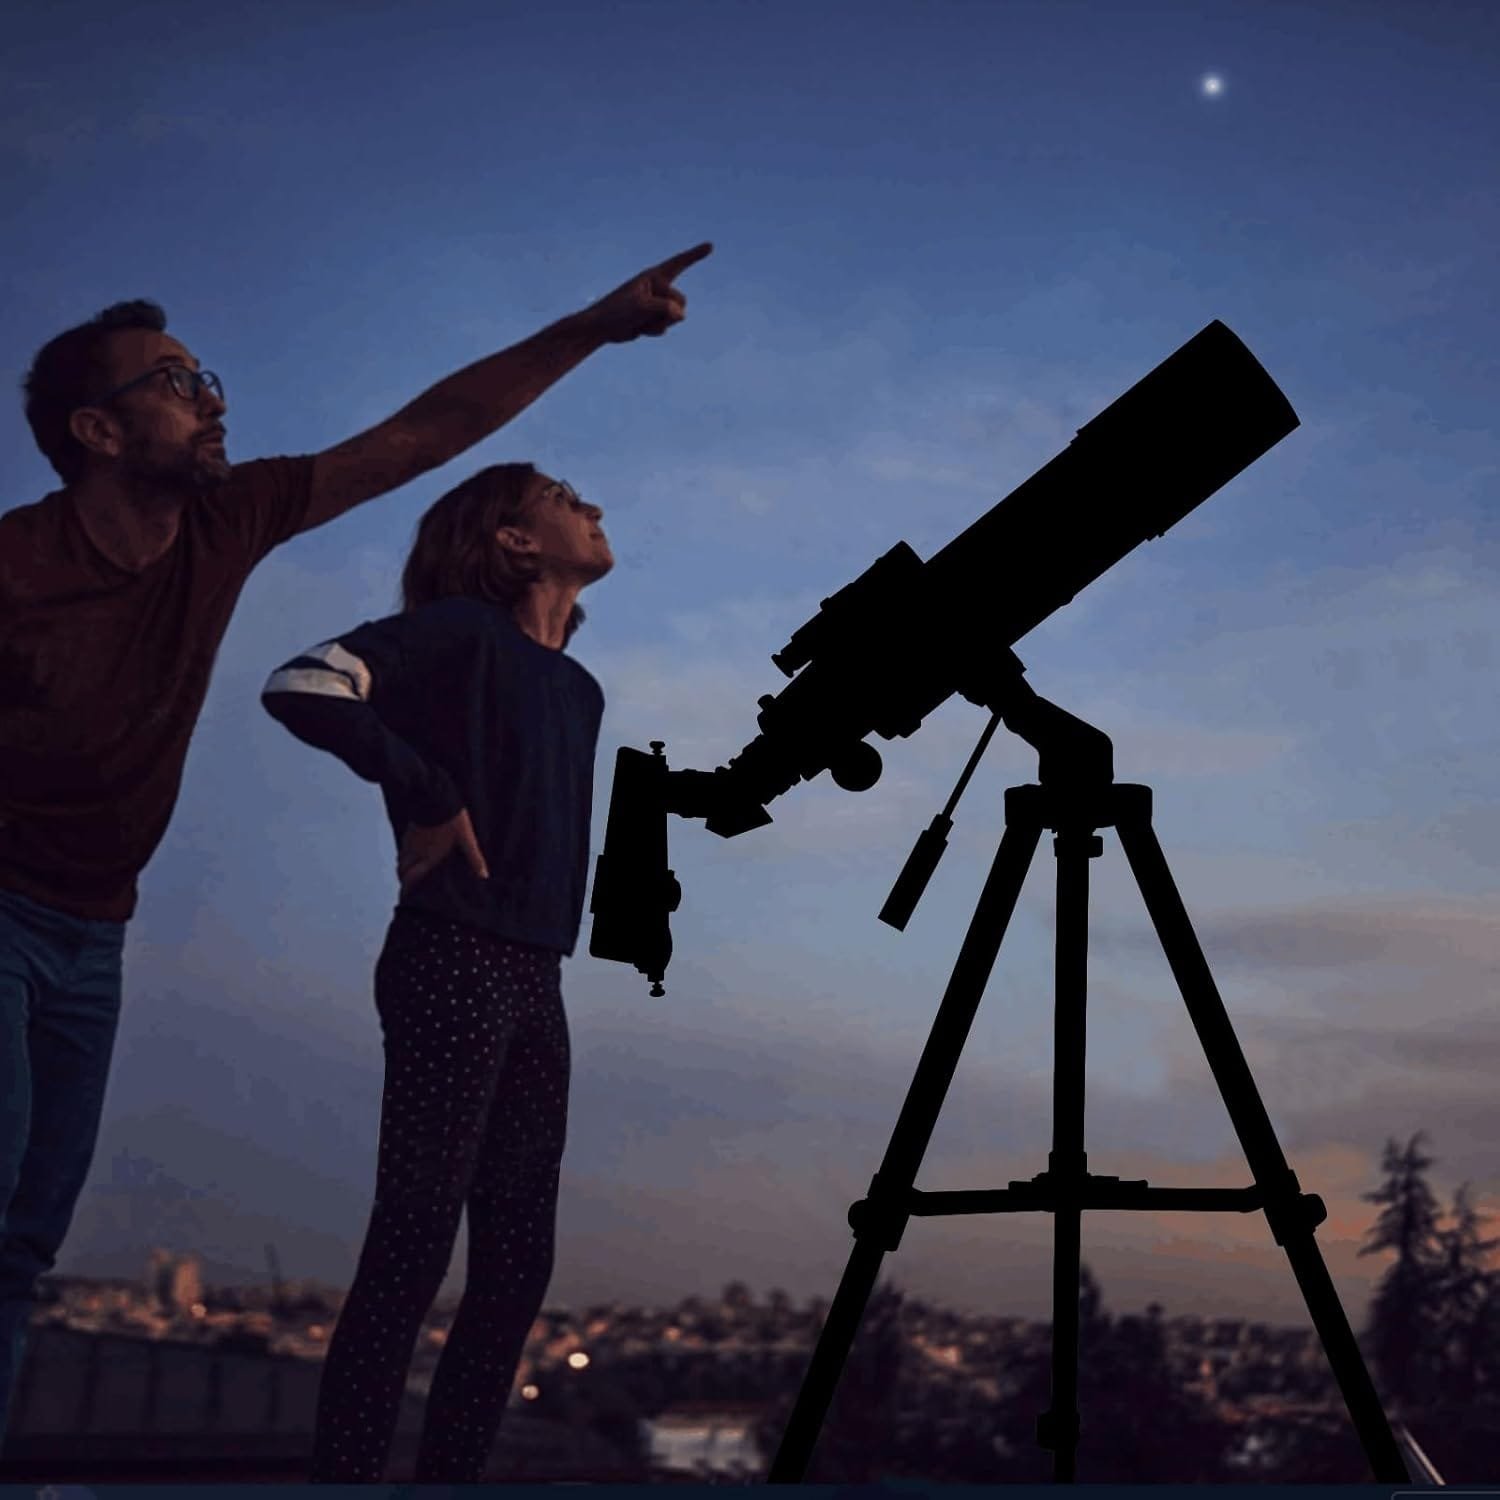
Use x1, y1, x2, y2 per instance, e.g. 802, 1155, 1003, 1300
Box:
588, 323, 1417, 1485
589, 319, 1299, 994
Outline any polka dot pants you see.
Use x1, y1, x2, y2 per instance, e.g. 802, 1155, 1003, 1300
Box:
309, 908, 569, 1483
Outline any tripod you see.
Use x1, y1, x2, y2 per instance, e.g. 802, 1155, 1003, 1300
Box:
766, 676, 1409, 1484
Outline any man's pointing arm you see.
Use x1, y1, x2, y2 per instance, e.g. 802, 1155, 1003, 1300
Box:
301, 241, 712, 531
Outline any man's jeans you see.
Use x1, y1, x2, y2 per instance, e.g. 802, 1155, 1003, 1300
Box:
0, 888, 125, 1449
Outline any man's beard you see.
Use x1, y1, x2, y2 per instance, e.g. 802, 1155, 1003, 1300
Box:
122, 433, 232, 495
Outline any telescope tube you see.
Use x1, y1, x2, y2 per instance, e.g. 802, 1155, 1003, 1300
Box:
702, 320, 1298, 834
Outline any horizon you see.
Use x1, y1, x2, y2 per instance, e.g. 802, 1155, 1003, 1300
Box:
38, 1255, 1383, 1335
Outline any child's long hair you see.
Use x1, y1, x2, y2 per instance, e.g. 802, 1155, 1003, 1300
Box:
399, 462, 585, 644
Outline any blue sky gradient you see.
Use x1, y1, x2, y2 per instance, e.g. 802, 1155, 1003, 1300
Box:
3, 0, 1497, 1319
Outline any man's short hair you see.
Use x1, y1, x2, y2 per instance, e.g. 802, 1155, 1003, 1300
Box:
23, 299, 169, 483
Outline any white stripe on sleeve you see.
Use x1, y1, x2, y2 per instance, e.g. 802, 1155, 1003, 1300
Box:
261, 640, 374, 701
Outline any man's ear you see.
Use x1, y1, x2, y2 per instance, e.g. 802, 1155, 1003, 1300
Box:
68, 406, 124, 463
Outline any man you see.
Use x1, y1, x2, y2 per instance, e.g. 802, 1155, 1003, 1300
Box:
0, 240, 712, 1446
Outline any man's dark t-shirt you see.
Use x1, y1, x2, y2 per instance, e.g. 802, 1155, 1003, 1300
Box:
261, 597, 605, 956
0, 458, 317, 921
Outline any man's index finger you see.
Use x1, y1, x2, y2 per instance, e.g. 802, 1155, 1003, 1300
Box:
656, 241, 714, 279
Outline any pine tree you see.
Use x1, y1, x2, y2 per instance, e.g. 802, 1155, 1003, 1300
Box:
1428, 1184, 1500, 1480
1358, 1133, 1444, 1407
1475, 1274, 1500, 1400
1431, 1182, 1500, 1406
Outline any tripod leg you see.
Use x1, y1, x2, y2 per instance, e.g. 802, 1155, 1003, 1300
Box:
767, 812, 1044, 1482
1115, 816, 1409, 1483
1040, 828, 1100, 1483
765, 1238, 886, 1482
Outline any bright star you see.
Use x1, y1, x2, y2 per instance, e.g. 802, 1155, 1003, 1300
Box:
1200, 74, 1225, 97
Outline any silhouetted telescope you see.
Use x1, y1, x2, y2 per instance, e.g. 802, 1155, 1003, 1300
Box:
591, 320, 1299, 992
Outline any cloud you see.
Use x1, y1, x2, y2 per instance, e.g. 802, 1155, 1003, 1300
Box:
82, 950, 1468, 1321
1172, 899, 1500, 976
1309, 244, 1478, 328
0, 86, 285, 174
1080, 894, 1500, 1200
73, 563, 1500, 1326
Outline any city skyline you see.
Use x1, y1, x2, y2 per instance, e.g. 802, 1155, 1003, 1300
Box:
13, 1259, 1399, 1483
2, 0, 1497, 1325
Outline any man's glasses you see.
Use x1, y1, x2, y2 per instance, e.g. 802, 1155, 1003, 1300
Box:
94, 364, 225, 407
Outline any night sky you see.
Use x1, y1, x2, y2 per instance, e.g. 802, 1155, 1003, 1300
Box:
2, 0, 1497, 1321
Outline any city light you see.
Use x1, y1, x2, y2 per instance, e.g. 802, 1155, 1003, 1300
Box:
567, 1351, 591, 1370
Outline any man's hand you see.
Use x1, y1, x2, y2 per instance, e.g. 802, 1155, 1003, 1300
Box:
397, 808, 490, 894
585, 242, 714, 343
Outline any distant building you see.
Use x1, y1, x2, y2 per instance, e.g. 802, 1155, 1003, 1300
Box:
145, 1251, 203, 1317
646, 1401, 767, 1478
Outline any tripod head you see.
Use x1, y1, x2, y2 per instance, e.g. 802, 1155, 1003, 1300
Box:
588, 320, 1299, 993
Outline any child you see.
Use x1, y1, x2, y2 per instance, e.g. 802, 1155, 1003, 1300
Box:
262, 463, 613, 1482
